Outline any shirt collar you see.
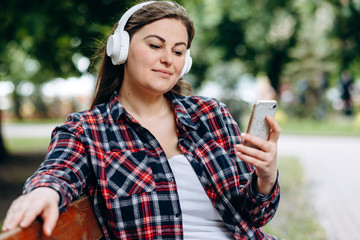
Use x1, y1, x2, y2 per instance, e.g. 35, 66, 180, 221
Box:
167, 91, 197, 130
108, 91, 125, 121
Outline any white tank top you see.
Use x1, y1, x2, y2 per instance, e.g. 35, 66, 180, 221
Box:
168, 155, 234, 240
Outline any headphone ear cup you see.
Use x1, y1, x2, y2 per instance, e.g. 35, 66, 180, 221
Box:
106, 30, 130, 65
107, 1, 155, 65
179, 50, 192, 79
106, 33, 121, 65
117, 30, 130, 64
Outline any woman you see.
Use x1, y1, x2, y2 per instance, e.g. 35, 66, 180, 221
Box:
2, 1, 281, 239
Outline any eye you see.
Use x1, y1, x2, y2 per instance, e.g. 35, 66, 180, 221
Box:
175, 51, 183, 56
150, 44, 161, 49
174, 50, 184, 57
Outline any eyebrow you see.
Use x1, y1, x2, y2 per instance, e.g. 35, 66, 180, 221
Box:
143, 34, 187, 48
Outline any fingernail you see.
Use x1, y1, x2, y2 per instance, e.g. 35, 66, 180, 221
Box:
45, 227, 52, 236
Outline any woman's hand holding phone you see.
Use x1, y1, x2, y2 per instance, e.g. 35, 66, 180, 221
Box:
235, 101, 281, 196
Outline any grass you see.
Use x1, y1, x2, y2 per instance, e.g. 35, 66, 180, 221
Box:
274, 110, 360, 136
263, 156, 326, 239
278, 117, 360, 136
238, 108, 360, 136
5, 137, 51, 154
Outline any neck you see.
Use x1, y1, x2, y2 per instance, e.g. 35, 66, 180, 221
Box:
119, 88, 171, 119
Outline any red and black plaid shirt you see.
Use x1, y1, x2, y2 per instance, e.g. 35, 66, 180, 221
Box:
24, 91, 280, 239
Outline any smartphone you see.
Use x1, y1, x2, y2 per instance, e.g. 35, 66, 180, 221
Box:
244, 100, 277, 148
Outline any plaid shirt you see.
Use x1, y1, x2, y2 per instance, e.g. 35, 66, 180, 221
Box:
24, 91, 280, 240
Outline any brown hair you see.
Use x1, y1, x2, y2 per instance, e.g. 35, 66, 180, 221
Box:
90, 1, 195, 109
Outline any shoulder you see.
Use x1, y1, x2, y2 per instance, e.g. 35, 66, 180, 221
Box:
175, 94, 226, 114
171, 93, 233, 127
56, 104, 109, 136
67, 103, 103, 122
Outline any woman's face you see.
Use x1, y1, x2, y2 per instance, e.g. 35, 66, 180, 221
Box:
123, 18, 188, 97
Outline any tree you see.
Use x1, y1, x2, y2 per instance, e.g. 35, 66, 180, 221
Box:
326, 0, 360, 75
0, 110, 8, 159
0, 0, 139, 160
184, 0, 300, 93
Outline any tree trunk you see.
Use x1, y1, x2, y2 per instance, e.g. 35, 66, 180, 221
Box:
0, 110, 9, 161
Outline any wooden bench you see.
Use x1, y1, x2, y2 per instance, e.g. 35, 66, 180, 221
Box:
0, 195, 103, 240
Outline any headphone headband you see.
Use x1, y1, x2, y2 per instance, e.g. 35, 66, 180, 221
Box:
116, 1, 156, 34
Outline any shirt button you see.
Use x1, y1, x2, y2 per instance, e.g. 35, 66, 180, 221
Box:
169, 178, 175, 183
175, 212, 181, 218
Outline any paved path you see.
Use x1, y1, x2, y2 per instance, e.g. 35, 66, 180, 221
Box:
278, 135, 360, 240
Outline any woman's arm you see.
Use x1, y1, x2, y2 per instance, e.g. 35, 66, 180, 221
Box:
2, 115, 93, 236
220, 103, 281, 227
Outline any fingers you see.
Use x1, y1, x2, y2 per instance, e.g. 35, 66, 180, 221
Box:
41, 201, 60, 236
2, 195, 29, 231
18, 200, 45, 228
235, 149, 259, 168
240, 115, 280, 152
236, 142, 278, 195
2, 188, 60, 236
266, 115, 281, 143
19, 198, 58, 236
235, 142, 269, 168
237, 132, 278, 166
241, 132, 269, 152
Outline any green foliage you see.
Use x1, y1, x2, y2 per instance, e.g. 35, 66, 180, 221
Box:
326, 0, 360, 71
263, 156, 327, 239
0, 0, 140, 122
184, 0, 300, 91
1, 0, 360, 94
0, 0, 360, 140
0, 0, 137, 82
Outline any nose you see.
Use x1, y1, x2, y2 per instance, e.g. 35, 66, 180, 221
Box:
160, 49, 174, 66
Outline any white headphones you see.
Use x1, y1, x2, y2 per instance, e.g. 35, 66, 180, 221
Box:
106, 1, 192, 79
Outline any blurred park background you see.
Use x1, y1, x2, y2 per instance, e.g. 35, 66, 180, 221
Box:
1, 0, 360, 239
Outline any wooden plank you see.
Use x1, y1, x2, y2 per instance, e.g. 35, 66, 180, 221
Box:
0, 195, 103, 240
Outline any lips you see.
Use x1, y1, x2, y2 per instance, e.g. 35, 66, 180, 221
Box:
153, 69, 172, 77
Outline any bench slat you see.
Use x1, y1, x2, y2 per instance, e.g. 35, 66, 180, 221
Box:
0, 195, 103, 240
